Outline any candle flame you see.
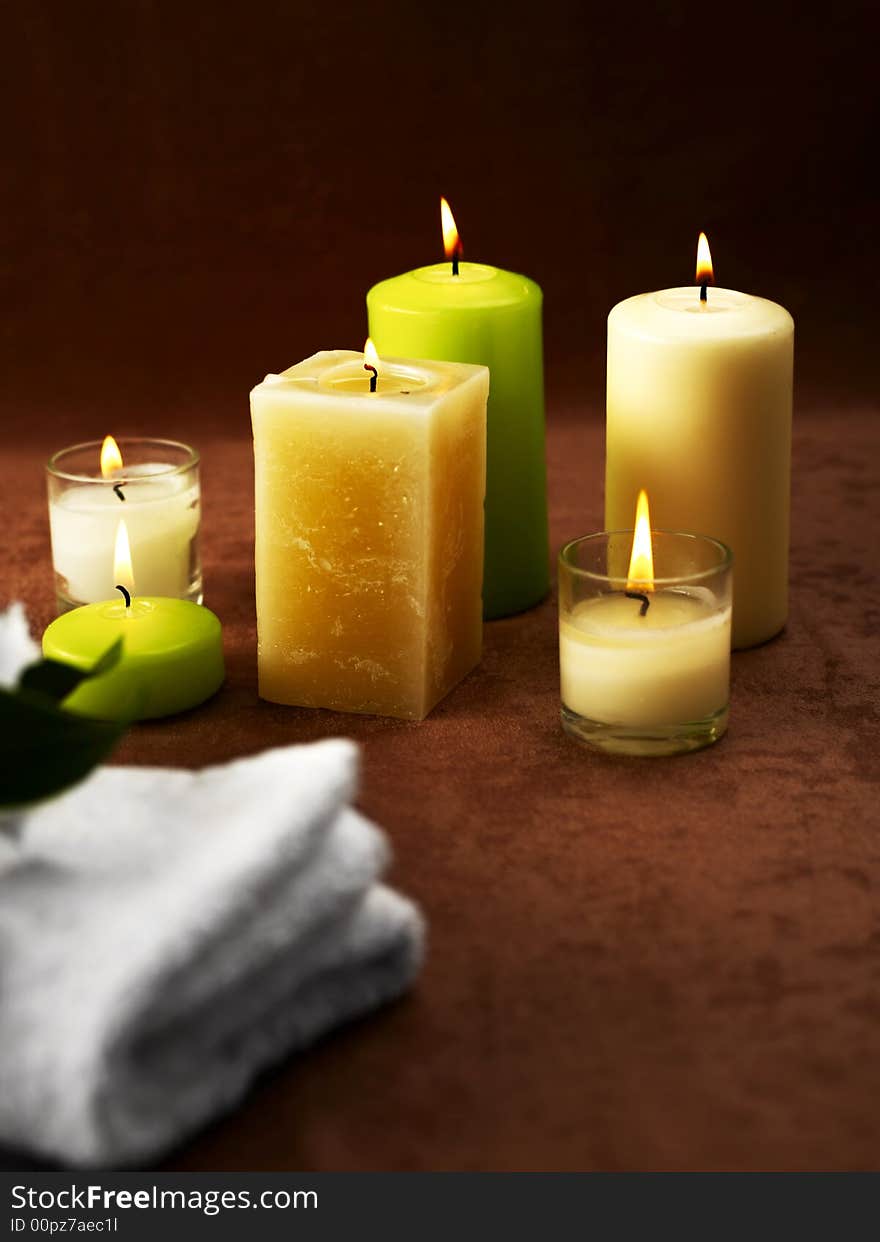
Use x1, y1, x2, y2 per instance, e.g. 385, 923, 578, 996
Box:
114, 518, 134, 596
363, 337, 379, 369
626, 489, 655, 591
440, 196, 462, 260
100, 435, 123, 478
696, 231, 714, 287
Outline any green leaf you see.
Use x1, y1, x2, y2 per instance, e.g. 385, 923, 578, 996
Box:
0, 639, 129, 808
0, 688, 127, 807
17, 638, 124, 703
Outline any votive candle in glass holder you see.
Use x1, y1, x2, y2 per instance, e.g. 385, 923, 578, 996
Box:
559, 497, 732, 756
47, 437, 202, 613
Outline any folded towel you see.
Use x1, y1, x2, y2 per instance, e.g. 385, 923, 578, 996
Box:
0, 601, 39, 687
0, 739, 424, 1167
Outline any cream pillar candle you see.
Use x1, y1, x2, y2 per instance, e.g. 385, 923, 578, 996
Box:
604, 235, 793, 649
251, 345, 489, 720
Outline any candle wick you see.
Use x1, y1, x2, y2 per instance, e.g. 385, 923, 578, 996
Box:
625, 590, 651, 616
364, 363, 378, 393
113, 483, 126, 502
700, 282, 708, 304
115, 584, 131, 609
452, 254, 460, 276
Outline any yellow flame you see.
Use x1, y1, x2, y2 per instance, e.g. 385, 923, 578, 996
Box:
440, 195, 461, 259
696, 231, 714, 286
363, 337, 379, 369
100, 435, 123, 478
626, 489, 654, 591
114, 518, 134, 596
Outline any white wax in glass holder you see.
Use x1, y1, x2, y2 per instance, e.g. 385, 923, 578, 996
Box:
558, 530, 733, 757
46, 438, 202, 613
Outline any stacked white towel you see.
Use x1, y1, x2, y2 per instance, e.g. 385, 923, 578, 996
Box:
0, 739, 424, 1167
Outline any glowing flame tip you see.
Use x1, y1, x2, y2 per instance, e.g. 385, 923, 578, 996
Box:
440, 196, 461, 260
696, 231, 714, 287
626, 489, 654, 591
100, 435, 123, 478
114, 518, 134, 596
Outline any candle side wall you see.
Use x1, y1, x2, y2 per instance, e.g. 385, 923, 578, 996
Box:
252, 389, 430, 717
424, 369, 488, 713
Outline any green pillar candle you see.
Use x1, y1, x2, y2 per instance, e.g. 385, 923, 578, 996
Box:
367, 203, 548, 619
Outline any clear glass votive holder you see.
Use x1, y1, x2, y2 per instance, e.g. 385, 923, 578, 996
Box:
46, 438, 202, 614
558, 531, 733, 757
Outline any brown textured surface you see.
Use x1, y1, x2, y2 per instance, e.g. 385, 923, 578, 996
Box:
3, 405, 879, 1171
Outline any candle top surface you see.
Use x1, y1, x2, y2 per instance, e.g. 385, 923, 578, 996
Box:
252, 350, 490, 406
564, 589, 729, 643
368, 263, 542, 311
52, 469, 196, 510
44, 597, 221, 661
609, 286, 793, 342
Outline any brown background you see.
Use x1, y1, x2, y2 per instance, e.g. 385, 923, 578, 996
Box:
2, 1, 880, 1172
3, 0, 879, 432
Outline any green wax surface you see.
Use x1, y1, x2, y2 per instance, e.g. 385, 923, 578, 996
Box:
367, 261, 549, 619
42, 597, 225, 721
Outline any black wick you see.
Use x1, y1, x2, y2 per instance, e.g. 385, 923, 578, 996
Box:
452, 250, 460, 277
700, 281, 708, 304
625, 590, 650, 616
113, 483, 126, 502
115, 584, 131, 608
364, 361, 378, 393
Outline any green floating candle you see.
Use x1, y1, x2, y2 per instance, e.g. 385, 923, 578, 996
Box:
367, 198, 549, 620
42, 520, 224, 721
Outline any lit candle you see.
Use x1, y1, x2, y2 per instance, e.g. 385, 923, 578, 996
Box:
47, 436, 202, 612
559, 491, 732, 756
604, 234, 793, 649
367, 197, 548, 620
42, 519, 224, 720
251, 342, 489, 720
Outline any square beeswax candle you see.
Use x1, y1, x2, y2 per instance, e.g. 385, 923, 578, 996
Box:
251, 349, 489, 720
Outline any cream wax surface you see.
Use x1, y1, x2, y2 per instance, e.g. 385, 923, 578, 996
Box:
560, 589, 732, 727
49, 466, 200, 604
